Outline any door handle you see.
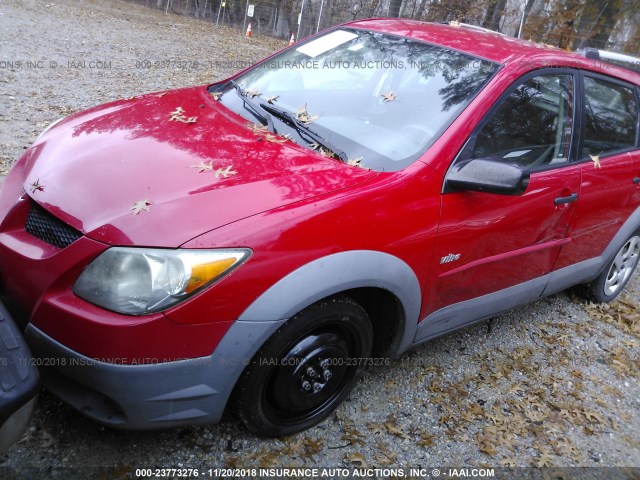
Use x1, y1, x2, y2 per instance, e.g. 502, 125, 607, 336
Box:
554, 193, 578, 205
634, 177, 640, 184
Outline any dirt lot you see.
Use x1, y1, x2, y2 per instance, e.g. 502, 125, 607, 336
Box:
0, 0, 639, 477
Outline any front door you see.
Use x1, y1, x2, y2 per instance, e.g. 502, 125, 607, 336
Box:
421, 71, 580, 336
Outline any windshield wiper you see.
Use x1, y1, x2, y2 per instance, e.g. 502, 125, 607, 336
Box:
229, 80, 274, 131
260, 103, 348, 162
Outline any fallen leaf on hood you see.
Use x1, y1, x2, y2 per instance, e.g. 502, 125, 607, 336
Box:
247, 123, 269, 134
189, 161, 214, 173
265, 133, 290, 144
210, 91, 223, 100
169, 107, 198, 124
214, 165, 237, 178
130, 199, 152, 215
30, 179, 45, 194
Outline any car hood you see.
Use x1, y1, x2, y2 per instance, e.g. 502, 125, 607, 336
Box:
22, 86, 376, 247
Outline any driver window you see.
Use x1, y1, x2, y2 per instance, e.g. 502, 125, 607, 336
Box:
473, 74, 574, 169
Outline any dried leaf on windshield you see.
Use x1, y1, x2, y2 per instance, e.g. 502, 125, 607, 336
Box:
296, 103, 319, 125
318, 146, 336, 158
245, 89, 261, 98
381, 92, 397, 102
347, 156, 364, 167
266, 95, 279, 104
210, 91, 223, 101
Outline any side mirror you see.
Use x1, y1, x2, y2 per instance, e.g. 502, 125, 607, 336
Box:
446, 158, 530, 196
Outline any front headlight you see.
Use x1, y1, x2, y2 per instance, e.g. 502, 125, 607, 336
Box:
73, 247, 251, 315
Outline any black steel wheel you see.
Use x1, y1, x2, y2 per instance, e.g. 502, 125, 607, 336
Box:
233, 296, 373, 437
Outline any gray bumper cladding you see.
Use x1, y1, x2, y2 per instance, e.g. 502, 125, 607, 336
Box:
25, 318, 285, 430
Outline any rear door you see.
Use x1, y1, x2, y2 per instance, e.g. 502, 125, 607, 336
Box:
552, 73, 640, 271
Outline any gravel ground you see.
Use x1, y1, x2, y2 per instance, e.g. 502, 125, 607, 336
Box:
0, 0, 639, 477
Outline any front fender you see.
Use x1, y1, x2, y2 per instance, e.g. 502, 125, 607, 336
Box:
238, 250, 422, 355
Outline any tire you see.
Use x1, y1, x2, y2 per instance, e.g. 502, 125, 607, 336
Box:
233, 296, 373, 437
585, 231, 640, 303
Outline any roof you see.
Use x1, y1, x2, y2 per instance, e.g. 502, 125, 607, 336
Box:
346, 18, 640, 85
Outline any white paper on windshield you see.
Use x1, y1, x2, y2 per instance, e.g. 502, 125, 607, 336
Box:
296, 30, 359, 58
503, 149, 531, 158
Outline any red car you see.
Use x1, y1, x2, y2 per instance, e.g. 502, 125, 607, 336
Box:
1, 19, 639, 437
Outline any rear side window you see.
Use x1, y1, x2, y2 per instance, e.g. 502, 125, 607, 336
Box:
582, 76, 638, 157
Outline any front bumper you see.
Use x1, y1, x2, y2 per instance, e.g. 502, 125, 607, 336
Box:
25, 318, 285, 429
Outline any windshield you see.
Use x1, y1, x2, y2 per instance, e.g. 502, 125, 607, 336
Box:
213, 28, 499, 171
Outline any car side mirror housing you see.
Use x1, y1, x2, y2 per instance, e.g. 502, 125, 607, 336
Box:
446, 158, 530, 196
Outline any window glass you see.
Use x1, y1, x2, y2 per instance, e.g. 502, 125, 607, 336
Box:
583, 77, 637, 157
216, 29, 499, 172
472, 75, 574, 168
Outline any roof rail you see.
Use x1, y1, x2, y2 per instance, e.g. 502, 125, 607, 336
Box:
447, 21, 505, 36
577, 47, 640, 73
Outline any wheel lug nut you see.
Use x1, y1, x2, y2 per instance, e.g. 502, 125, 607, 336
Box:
306, 367, 318, 378
312, 381, 323, 392
319, 359, 329, 369
301, 380, 312, 391
323, 370, 332, 381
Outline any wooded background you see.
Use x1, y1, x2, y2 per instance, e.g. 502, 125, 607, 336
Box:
138, 0, 639, 53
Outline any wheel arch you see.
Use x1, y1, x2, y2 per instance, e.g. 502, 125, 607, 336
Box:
599, 210, 640, 275
238, 250, 422, 357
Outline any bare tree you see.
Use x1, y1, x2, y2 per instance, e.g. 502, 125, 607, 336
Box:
388, 0, 403, 17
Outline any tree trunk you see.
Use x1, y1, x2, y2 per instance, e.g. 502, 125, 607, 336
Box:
483, 0, 507, 31
388, 0, 402, 17
520, 0, 536, 35
573, 0, 623, 50
414, 0, 429, 20
588, 2, 623, 49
